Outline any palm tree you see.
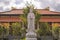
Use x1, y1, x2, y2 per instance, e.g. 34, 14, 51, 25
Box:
33, 9, 41, 29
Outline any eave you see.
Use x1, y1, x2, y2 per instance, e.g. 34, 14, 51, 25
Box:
0, 9, 60, 15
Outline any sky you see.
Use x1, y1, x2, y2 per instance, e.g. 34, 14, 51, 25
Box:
0, 0, 60, 12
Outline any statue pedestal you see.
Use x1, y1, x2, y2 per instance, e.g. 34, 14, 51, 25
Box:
26, 38, 37, 40
26, 32, 37, 40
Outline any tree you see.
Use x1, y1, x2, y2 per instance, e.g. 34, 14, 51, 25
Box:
52, 24, 59, 40
11, 22, 22, 36
33, 8, 41, 29
0, 26, 4, 36
0, 25, 9, 38
11, 22, 26, 39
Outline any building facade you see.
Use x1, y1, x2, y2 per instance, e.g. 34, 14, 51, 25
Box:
0, 9, 60, 29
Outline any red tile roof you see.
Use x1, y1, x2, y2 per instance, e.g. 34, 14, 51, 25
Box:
0, 17, 22, 22
39, 17, 60, 22
37, 9, 60, 15
0, 9, 60, 22
0, 9, 24, 15
0, 9, 60, 15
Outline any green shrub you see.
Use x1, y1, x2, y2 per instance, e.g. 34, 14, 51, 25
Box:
36, 22, 51, 36
52, 26, 59, 39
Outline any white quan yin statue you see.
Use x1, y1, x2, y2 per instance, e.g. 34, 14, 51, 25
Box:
26, 8, 37, 40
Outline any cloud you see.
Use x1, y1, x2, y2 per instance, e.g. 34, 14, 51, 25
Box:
0, 6, 4, 12
14, 0, 23, 5
12, 0, 26, 9
49, 0, 60, 12
35, 0, 49, 9
0, 0, 60, 12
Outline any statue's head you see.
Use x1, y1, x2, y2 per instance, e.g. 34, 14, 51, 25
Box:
28, 6, 35, 19
29, 6, 34, 13
28, 9, 35, 19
